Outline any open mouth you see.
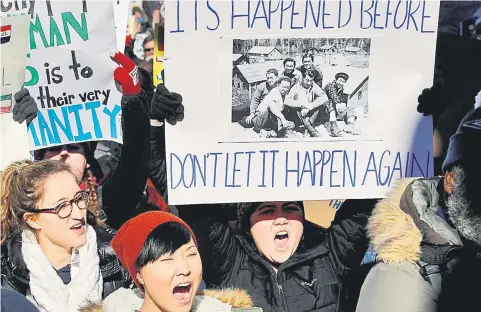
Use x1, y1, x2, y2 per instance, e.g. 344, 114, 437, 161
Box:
274, 230, 289, 250
173, 282, 192, 304
70, 218, 85, 232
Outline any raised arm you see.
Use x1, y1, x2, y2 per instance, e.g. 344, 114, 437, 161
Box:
148, 84, 185, 201
324, 199, 376, 276
100, 93, 150, 229
100, 53, 151, 229
180, 205, 245, 288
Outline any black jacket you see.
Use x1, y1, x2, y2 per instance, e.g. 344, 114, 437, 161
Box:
190, 203, 372, 312
98, 92, 151, 229
149, 125, 168, 201
1, 225, 132, 299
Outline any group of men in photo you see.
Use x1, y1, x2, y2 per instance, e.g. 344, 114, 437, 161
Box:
239, 54, 363, 138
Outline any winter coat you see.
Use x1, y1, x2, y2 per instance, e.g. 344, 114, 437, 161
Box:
96, 92, 151, 229
1, 225, 132, 300
356, 177, 481, 312
190, 207, 371, 312
1, 288, 39, 312
80, 287, 263, 312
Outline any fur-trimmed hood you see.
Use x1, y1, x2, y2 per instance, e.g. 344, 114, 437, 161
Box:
80, 287, 261, 312
367, 178, 422, 264
367, 177, 463, 264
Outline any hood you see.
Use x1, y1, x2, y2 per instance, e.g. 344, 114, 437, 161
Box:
367, 178, 423, 264
200, 288, 254, 309
81, 288, 141, 312
83, 287, 258, 312
368, 177, 464, 264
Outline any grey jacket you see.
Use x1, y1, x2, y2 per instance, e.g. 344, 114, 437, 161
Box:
356, 177, 464, 312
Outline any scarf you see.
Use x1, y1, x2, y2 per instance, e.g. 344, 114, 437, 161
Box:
22, 225, 103, 312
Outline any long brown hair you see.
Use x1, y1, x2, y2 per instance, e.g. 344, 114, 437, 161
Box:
83, 168, 101, 225
0, 159, 100, 243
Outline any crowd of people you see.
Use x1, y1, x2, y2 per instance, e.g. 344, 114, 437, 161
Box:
2, 46, 481, 311
239, 54, 363, 139
1, 2, 481, 312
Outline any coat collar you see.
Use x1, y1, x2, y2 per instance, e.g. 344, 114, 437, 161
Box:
236, 221, 330, 274
101, 288, 256, 312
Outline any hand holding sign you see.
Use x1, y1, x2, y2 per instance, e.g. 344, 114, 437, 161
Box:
111, 52, 141, 96
12, 88, 38, 126
417, 82, 444, 117
151, 84, 184, 125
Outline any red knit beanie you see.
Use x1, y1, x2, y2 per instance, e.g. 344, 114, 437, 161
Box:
111, 211, 197, 288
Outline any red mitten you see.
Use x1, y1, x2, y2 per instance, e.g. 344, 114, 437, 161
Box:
111, 52, 141, 96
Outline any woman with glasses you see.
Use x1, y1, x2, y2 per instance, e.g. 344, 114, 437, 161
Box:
0, 159, 131, 312
11, 53, 184, 229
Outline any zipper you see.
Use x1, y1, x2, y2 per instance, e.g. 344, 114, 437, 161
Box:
275, 274, 289, 312
325, 257, 342, 312
236, 236, 327, 312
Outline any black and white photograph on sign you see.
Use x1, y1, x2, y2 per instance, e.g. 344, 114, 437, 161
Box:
228, 37, 370, 142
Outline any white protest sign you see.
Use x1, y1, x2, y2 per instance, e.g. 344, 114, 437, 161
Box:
113, 0, 130, 52
0, 15, 31, 169
165, 0, 440, 205
1, 1, 123, 150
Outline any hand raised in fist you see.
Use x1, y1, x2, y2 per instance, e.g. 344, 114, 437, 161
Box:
417, 82, 443, 116
150, 84, 184, 125
12, 88, 38, 126
111, 52, 141, 96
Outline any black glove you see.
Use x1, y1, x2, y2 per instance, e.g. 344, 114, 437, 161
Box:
138, 66, 155, 103
417, 82, 443, 116
124, 38, 136, 59
150, 84, 184, 125
13, 88, 38, 125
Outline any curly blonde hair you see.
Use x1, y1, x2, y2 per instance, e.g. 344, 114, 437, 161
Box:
1, 159, 101, 243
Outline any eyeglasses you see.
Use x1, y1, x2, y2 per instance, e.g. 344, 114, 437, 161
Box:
144, 48, 154, 52
45, 144, 83, 154
24, 191, 90, 219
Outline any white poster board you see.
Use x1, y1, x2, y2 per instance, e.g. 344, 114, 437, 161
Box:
165, 0, 440, 205
0, 15, 31, 169
113, 0, 130, 52
2, 1, 123, 151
